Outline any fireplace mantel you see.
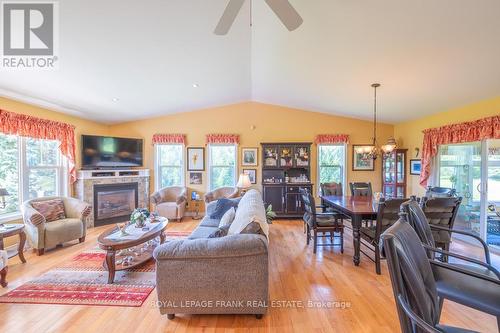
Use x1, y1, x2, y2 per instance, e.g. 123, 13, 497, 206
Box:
74, 169, 150, 228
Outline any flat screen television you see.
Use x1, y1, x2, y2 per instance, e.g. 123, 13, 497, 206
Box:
82, 135, 143, 169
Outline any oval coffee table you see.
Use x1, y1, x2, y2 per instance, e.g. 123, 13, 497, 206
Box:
97, 220, 168, 284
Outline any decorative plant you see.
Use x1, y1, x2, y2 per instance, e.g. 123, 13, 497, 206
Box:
130, 208, 150, 227
266, 204, 277, 224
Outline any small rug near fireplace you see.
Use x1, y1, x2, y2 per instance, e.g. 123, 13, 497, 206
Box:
0, 230, 191, 307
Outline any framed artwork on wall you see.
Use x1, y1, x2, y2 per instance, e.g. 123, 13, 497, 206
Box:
243, 169, 257, 184
187, 147, 205, 171
352, 145, 375, 171
242, 148, 258, 166
410, 159, 422, 175
189, 172, 203, 185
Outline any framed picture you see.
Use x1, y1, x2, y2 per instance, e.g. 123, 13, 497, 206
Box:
242, 148, 258, 166
189, 172, 203, 185
352, 145, 375, 171
187, 147, 205, 171
243, 169, 257, 184
410, 159, 422, 175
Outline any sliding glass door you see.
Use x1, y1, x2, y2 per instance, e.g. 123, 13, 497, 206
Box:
437, 139, 499, 249
486, 139, 500, 247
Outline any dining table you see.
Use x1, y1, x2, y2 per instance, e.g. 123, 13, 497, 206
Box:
320, 195, 378, 266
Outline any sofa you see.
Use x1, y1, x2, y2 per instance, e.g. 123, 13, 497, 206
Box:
21, 196, 91, 255
153, 189, 269, 319
204, 186, 239, 203
151, 186, 187, 221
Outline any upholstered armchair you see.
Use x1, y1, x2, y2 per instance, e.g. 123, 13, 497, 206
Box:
0, 250, 7, 287
21, 196, 91, 255
151, 186, 187, 221
204, 186, 239, 203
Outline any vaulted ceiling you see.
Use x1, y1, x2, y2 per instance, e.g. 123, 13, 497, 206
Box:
1, 0, 499, 124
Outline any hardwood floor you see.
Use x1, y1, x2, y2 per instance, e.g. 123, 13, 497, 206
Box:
0, 219, 497, 333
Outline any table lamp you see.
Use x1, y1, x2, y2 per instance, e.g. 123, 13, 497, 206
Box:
0, 188, 9, 209
237, 173, 252, 195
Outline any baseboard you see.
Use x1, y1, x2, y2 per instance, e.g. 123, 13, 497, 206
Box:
184, 212, 206, 217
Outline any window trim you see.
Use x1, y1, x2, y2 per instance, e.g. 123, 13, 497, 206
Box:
207, 143, 238, 191
317, 143, 347, 195
0, 135, 68, 220
154, 143, 185, 190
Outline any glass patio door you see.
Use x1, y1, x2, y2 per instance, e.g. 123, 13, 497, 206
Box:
486, 139, 500, 248
437, 143, 482, 236
437, 139, 500, 250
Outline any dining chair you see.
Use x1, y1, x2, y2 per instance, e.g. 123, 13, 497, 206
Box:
320, 182, 343, 196
425, 186, 457, 198
420, 196, 462, 258
381, 218, 489, 333
360, 198, 407, 274
300, 188, 344, 254
350, 182, 373, 197
402, 198, 500, 329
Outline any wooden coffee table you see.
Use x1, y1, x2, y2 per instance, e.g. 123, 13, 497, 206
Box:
0, 224, 26, 263
97, 220, 168, 284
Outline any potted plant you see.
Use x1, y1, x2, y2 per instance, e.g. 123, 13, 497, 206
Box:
265, 204, 277, 224
130, 208, 150, 228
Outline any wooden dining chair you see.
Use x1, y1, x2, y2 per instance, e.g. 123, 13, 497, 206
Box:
350, 182, 373, 197
360, 198, 407, 274
300, 188, 344, 254
320, 182, 343, 196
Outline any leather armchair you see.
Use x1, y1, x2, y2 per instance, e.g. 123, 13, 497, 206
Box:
204, 186, 239, 203
0, 250, 7, 287
21, 196, 91, 255
151, 186, 187, 221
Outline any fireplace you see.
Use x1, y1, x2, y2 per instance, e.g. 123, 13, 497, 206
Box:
93, 183, 139, 226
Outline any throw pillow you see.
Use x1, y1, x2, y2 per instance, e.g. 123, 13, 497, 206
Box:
31, 199, 66, 222
241, 221, 263, 235
218, 207, 236, 228
208, 224, 231, 238
209, 198, 239, 219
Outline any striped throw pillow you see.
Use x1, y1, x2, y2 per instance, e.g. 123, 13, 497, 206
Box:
31, 199, 67, 223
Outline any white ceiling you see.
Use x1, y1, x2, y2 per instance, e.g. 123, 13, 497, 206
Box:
1, 0, 499, 124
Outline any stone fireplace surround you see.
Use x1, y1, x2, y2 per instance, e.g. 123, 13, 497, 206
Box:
74, 169, 150, 228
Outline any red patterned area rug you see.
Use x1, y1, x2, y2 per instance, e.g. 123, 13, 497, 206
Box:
0, 230, 190, 307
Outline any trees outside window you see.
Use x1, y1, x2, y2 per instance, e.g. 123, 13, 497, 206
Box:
0, 134, 65, 218
318, 144, 346, 194
155, 144, 184, 189
209, 145, 237, 190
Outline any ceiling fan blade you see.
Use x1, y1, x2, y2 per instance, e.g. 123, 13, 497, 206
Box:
264, 0, 303, 31
214, 0, 246, 35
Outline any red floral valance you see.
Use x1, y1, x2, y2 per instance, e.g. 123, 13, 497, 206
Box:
314, 134, 349, 144
152, 133, 186, 145
0, 109, 77, 184
206, 134, 240, 144
420, 115, 500, 187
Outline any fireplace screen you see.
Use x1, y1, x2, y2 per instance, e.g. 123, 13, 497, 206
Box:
93, 183, 138, 226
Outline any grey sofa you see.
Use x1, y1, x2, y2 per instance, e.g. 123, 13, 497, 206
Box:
153, 190, 269, 319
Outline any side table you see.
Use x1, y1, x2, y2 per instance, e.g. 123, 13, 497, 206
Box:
0, 224, 27, 263
192, 199, 204, 220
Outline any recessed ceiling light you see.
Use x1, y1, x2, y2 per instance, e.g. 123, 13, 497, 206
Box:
112, 98, 119, 102
192, 83, 199, 88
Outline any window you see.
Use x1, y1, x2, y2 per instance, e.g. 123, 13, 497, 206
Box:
317, 144, 346, 194
155, 144, 184, 189
0, 134, 66, 218
209, 144, 237, 190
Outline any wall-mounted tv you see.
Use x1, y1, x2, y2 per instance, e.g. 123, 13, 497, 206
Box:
82, 135, 143, 169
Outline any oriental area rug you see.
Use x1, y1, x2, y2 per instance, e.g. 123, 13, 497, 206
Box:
0, 230, 190, 307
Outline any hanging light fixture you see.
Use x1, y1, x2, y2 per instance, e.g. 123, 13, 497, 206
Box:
356, 83, 397, 161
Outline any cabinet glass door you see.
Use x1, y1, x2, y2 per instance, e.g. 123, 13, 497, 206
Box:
294, 146, 310, 167
396, 152, 405, 183
263, 146, 279, 167
384, 153, 395, 183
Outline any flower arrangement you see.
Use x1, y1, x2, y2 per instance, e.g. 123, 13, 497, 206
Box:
130, 208, 150, 228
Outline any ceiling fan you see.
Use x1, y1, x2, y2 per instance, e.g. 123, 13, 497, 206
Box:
214, 0, 303, 35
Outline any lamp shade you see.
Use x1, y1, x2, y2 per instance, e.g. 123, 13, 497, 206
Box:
236, 174, 252, 189
0, 188, 9, 196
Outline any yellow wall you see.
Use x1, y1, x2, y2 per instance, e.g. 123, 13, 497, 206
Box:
108, 102, 394, 211
0, 97, 109, 247
394, 96, 500, 196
